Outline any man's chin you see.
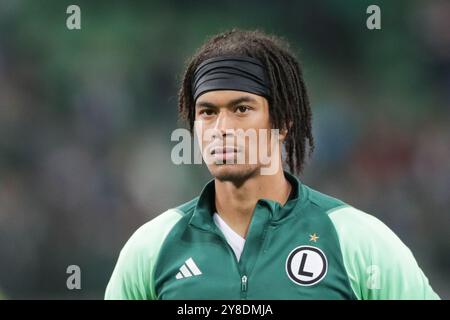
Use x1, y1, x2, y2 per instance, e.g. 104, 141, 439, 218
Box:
208, 164, 259, 184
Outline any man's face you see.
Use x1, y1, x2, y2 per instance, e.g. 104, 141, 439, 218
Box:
194, 90, 282, 183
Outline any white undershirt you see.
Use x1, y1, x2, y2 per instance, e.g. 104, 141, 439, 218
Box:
213, 212, 246, 261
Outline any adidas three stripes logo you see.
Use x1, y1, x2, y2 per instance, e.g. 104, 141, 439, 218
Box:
175, 257, 202, 279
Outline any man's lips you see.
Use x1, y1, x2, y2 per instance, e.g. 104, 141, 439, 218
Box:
210, 146, 239, 155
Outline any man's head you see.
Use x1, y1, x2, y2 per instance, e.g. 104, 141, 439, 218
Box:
178, 29, 314, 182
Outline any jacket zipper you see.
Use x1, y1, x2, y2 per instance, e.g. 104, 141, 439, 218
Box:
241, 275, 248, 292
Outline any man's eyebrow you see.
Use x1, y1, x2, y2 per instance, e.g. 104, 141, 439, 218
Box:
195, 95, 258, 109
227, 96, 258, 106
195, 101, 217, 109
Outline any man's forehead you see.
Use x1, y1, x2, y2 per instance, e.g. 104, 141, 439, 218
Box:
195, 90, 265, 106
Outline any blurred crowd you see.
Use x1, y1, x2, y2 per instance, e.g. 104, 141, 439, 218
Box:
0, 1, 449, 298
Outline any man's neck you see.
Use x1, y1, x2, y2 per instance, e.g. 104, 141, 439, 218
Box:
214, 169, 292, 239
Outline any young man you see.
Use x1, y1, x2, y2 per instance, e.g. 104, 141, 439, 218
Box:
105, 29, 439, 300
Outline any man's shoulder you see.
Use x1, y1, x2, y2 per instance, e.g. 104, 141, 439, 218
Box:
127, 197, 199, 247
122, 208, 184, 253
326, 205, 396, 241
302, 184, 396, 244
324, 202, 410, 260
303, 184, 348, 212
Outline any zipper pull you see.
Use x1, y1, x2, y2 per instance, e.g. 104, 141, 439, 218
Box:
241, 275, 248, 292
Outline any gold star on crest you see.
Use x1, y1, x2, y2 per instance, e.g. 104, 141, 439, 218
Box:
309, 233, 319, 242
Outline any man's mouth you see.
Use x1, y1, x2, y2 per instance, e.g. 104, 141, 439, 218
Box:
209, 146, 240, 162
210, 146, 238, 155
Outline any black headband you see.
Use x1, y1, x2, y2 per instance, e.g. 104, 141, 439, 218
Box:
191, 55, 272, 102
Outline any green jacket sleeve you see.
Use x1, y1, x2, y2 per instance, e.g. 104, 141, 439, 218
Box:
104, 209, 182, 300
329, 206, 440, 300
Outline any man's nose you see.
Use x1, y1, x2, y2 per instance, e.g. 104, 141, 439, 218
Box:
212, 112, 233, 139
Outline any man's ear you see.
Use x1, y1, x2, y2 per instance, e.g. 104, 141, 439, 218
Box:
279, 120, 293, 142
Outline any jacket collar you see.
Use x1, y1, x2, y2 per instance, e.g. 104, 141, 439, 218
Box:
189, 171, 307, 231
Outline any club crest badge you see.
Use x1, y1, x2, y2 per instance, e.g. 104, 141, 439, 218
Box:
285, 245, 327, 286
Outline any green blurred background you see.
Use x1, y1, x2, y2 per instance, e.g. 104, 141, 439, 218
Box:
0, 0, 449, 299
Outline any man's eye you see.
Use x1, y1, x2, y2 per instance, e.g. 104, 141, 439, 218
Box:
199, 109, 215, 116
236, 105, 250, 113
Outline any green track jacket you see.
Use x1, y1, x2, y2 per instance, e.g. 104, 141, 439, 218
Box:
105, 172, 439, 300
